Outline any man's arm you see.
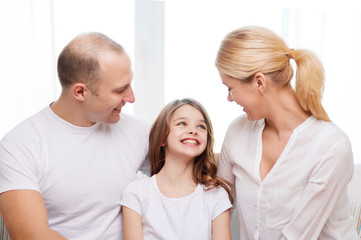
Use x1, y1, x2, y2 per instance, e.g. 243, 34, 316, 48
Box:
0, 190, 66, 240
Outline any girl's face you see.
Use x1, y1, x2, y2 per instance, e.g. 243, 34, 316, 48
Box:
220, 73, 262, 121
164, 105, 208, 160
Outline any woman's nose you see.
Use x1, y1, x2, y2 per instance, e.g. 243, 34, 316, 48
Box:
227, 92, 233, 102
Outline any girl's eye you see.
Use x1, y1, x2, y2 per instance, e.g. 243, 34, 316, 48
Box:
177, 122, 186, 126
228, 87, 232, 92
198, 124, 207, 130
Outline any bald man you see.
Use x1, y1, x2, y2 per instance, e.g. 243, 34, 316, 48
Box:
0, 32, 150, 239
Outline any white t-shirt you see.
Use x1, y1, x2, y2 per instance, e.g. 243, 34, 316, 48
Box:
121, 175, 232, 240
218, 115, 358, 240
0, 106, 150, 240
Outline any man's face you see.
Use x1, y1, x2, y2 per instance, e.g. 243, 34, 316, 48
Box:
84, 52, 135, 125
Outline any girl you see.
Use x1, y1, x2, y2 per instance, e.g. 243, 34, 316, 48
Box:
121, 98, 233, 240
215, 26, 357, 239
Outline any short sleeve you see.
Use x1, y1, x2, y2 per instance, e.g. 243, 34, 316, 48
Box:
120, 181, 142, 216
211, 187, 232, 221
0, 138, 40, 193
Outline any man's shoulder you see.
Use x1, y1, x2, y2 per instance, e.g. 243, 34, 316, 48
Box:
1, 106, 50, 142
114, 113, 151, 131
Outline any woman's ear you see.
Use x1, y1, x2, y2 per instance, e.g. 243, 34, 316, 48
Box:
254, 72, 267, 94
72, 83, 88, 101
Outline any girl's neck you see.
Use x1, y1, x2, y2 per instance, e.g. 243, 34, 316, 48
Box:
155, 155, 197, 198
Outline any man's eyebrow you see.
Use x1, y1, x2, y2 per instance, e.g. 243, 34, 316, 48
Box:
113, 84, 130, 92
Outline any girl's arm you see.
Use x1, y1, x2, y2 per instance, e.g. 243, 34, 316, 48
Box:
211, 209, 231, 240
122, 206, 144, 240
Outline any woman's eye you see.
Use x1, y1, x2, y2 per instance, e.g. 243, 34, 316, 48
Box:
228, 87, 232, 92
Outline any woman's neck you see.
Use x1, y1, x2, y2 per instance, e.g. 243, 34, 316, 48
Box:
264, 85, 311, 137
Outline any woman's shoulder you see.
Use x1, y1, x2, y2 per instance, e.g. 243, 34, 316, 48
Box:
225, 114, 263, 138
308, 117, 350, 143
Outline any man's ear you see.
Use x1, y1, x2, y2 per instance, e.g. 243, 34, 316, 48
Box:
254, 72, 267, 94
72, 83, 88, 101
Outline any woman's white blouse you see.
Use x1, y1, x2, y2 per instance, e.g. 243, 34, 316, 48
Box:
218, 115, 357, 240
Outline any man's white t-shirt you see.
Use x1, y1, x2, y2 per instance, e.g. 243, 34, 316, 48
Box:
218, 115, 357, 239
121, 175, 232, 240
0, 106, 150, 239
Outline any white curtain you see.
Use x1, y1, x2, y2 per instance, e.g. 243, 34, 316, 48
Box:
0, 0, 135, 138
0, 0, 56, 137
1, 0, 360, 165
163, 0, 361, 164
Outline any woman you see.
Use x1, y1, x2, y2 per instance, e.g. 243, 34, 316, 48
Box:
215, 26, 357, 239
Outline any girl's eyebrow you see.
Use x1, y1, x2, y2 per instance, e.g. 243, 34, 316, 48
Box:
173, 117, 187, 121
173, 117, 206, 124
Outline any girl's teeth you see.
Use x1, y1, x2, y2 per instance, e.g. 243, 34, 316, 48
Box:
182, 139, 197, 145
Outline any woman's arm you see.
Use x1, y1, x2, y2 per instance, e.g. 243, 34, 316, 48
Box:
122, 206, 144, 240
212, 209, 231, 240
282, 138, 354, 239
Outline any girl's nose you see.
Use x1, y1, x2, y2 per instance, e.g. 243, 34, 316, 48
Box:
188, 129, 197, 135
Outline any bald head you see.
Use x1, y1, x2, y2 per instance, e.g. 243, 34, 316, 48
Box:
57, 32, 125, 91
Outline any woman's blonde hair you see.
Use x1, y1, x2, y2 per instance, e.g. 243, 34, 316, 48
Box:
215, 26, 330, 121
149, 98, 233, 203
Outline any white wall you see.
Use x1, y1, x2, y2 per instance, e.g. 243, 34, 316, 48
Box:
1, 0, 360, 166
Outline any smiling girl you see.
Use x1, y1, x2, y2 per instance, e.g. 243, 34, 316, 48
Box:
121, 98, 233, 240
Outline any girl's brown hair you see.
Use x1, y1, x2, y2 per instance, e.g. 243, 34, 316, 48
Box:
149, 98, 233, 203
215, 26, 330, 121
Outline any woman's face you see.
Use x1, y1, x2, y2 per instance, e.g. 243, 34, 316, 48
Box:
220, 73, 263, 121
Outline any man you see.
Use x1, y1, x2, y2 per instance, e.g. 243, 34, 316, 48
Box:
0, 32, 150, 239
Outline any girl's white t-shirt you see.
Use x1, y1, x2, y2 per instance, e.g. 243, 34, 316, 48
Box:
121, 175, 232, 240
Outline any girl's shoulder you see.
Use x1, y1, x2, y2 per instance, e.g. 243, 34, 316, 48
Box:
201, 185, 230, 201
123, 175, 154, 193
200, 185, 232, 219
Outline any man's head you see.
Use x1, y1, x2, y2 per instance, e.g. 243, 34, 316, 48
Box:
57, 32, 124, 92
56, 32, 135, 126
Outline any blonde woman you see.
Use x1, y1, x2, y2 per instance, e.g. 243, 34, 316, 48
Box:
215, 26, 357, 239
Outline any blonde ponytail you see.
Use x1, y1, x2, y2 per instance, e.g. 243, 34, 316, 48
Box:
292, 49, 330, 121
216, 26, 331, 122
